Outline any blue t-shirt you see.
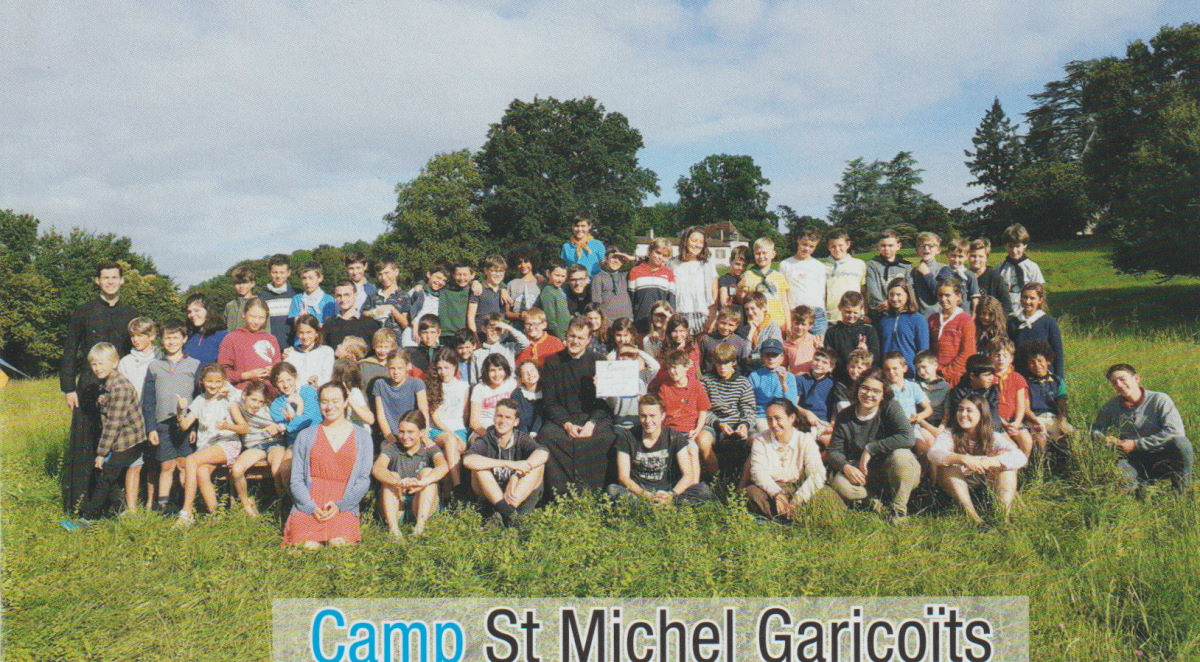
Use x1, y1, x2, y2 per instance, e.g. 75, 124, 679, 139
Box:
798, 373, 836, 422
560, 239, 606, 276
372, 377, 426, 433
890, 380, 929, 419
748, 367, 800, 417
269, 385, 322, 446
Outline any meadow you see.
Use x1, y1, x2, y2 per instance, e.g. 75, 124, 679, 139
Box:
2, 238, 1198, 661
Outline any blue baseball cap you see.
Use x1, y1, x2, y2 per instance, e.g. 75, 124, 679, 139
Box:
760, 339, 784, 356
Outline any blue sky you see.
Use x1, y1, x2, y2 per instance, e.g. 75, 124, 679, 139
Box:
2, 1, 1195, 285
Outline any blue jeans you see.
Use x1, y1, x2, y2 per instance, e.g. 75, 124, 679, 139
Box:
811, 307, 828, 338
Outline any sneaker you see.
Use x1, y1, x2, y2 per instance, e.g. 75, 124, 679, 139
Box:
482, 512, 504, 530
174, 511, 195, 527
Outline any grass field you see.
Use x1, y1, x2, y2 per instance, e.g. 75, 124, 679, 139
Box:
3, 238, 1199, 661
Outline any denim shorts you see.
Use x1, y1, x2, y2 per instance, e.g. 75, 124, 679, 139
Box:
154, 420, 196, 463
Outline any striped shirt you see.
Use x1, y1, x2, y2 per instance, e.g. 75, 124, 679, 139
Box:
628, 263, 677, 326
702, 374, 756, 429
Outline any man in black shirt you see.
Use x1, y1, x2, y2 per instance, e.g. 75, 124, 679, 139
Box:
608, 395, 712, 505
463, 399, 549, 524
323, 280, 381, 351
60, 262, 138, 515
539, 316, 617, 495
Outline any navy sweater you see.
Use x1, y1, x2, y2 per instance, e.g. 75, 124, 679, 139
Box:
877, 312, 929, 377
1007, 314, 1064, 380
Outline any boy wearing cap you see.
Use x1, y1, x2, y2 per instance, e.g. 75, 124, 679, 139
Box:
748, 338, 800, 433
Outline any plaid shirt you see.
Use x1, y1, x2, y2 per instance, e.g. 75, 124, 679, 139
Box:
96, 372, 147, 458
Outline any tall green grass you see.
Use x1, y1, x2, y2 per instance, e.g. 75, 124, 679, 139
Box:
3, 239, 1199, 661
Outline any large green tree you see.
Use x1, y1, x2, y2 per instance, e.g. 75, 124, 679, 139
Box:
675, 154, 776, 240
378, 150, 491, 281
964, 98, 1026, 238
476, 97, 659, 259
828, 152, 946, 245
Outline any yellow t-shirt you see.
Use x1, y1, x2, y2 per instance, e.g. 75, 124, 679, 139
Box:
739, 269, 791, 325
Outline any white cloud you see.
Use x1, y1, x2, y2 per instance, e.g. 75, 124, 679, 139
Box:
0, 0, 1179, 284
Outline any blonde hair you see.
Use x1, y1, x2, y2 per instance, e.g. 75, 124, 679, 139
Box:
87, 342, 120, 366
338, 336, 369, 361
647, 237, 672, 256
752, 236, 775, 251
127, 316, 157, 336
916, 231, 941, 246
522, 308, 547, 324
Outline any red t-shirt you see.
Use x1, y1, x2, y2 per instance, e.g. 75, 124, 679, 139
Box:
657, 378, 711, 433
996, 367, 1029, 421
515, 334, 566, 368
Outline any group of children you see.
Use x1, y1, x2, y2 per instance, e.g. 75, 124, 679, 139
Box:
62, 216, 1189, 539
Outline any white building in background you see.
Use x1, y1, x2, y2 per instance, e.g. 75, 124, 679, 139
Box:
633, 221, 750, 268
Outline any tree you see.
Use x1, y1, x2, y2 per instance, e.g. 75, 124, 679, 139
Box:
827, 152, 948, 245
776, 205, 826, 240
994, 160, 1095, 241
675, 154, 776, 240
476, 97, 659, 260
1079, 23, 1200, 277
378, 150, 491, 282
628, 202, 681, 243
964, 98, 1025, 210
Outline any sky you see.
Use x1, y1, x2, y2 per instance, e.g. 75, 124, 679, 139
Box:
2, 1, 1195, 286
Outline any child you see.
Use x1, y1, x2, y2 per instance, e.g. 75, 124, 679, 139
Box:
702, 343, 756, 446
1006, 282, 1064, 381
974, 295, 1008, 355
373, 410, 448, 538
797, 348, 838, 444
424, 348, 470, 491
590, 248, 634, 322
474, 255, 511, 332
864, 229, 912, 317
217, 298, 280, 390
142, 321, 200, 512
364, 258, 409, 344
783, 306, 820, 376
228, 381, 286, 516
877, 277, 929, 378
287, 263, 337, 325
514, 308, 566, 368
607, 344, 656, 431
343, 252, 377, 313
967, 239, 1011, 316
472, 312, 532, 380
928, 280, 976, 387
910, 231, 946, 315
824, 229, 866, 324
324, 280, 382, 350
76, 343, 147, 520
283, 314, 334, 387
914, 350, 951, 430
737, 236, 790, 335
823, 291, 880, 377
117, 317, 161, 512
463, 399, 549, 525
882, 351, 935, 450
512, 359, 544, 438
581, 304, 609, 356
748, 339, 800, 432
996, 223, 1045, 315
175, 363, 244, 525
225, 266, 271, 334
641, 300, 675, 357
699, 307, 750, 376
468, 354, 518, 439
1025, 343, 1073, 443
402, 264, 447, 347
407, 315, 442, 376
741, 292, 783, 366
672, 225, 719, 332
604, 319, 646, 361
780, 226, 828, 336
453, 329, 481, 385
831, 349, 874, 416
989, 338, 1037, 456
262, 254, 297, 350
944, 354, 1001, 427
332, 358, 375, 428
506, 248, 542, 325
561, 211, 607, 276
718, 245, 750, 310
335, 336, 369, 363
360, 328, 397, 396
535, 261, 571, 338
268, 361, 323, 447
937, 238, 980, 312
564, 264, 593, 316
629, 237, 677, 333
657, 350, 715, 474
441, 262, 481, 342
373, 350, 430, 440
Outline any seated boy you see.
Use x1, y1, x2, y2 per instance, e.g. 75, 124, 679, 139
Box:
914, 350, 951, 436
798, 348, 838, 445
699, 306, 750, 376
989, 338, 1038, 456
748, 339, 800, 432
514, 308, 566, 368
452, 328, 481, 385
784, 305, 820, 375
657, 350, 716, 474
288, 263, 337, 326
944, 354, 1001, 427
323, 280, 382, 350
462, 399, 549, 526
1025, 343, 1073, 443
406, 315, 442, 377
831, 349, 874, 417
701, 343, 755, 446
608, 395, 713, 506
607, 344, 655, 431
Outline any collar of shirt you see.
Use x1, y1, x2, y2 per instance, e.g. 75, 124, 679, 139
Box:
1014, 309, 1045, 329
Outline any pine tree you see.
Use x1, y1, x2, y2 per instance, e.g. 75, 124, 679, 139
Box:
964, 98, 1025, 207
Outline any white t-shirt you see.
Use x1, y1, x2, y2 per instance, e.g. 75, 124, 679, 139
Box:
285, 345, 334, 388
669, 258, 718, 316
779, 256, 827, 309
189, 388, 242, 449
470, 378, 518, 427
435, 379, 470, 432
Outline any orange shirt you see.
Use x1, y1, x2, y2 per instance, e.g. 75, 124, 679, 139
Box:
515, 334, 566, 368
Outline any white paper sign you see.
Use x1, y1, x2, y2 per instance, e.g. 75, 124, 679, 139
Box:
594, 360, 641, 398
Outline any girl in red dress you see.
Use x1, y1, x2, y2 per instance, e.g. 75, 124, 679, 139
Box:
282, 382, 374, 549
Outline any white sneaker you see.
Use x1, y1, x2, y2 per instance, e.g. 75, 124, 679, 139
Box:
174, 511, 195, 527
